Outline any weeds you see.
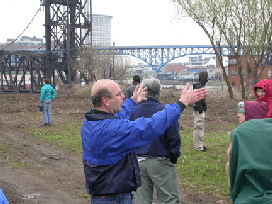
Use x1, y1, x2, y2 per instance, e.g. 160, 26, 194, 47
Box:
177, 127, 234, 199
0, 143, 9, 154
30, 123, 83, 154
78, 193, 92, 200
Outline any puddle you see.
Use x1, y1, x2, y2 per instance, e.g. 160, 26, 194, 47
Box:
40, 156, 60, 160
23, 193, 41, 199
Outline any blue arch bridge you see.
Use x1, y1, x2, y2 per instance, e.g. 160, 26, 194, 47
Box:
98, 45, 231, 72
0, 45, 230, 93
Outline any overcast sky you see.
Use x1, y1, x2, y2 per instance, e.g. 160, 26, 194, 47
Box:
0, 0, 210, 46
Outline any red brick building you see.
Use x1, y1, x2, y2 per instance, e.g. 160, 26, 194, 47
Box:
164, 64, 187, 74
228, 56, 272, 90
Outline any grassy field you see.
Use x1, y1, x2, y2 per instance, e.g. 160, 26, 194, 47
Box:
30, 123, 83, 154
29, 122, 237, 200
177, 126, 236, 199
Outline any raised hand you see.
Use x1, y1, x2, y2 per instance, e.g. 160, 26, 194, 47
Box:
131, 84, 148, 104
179, 83, 208, 106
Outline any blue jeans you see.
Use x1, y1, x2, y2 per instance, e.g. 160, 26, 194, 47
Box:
91, 192, 133, 204
43, 99, 52, 124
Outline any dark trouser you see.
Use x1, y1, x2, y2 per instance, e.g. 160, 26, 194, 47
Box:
91, 192, 133, 204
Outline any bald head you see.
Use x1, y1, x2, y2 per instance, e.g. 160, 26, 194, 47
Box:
91, 79, 118, 95
91, 79, 120, 108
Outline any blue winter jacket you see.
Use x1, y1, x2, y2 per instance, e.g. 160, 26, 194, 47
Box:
130, 99, 181, 164
39, 84, 57, 102
81, 98, 186, 195
0, 189, 9, 204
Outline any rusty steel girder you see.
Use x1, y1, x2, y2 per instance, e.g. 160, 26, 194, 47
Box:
0, 50, 45, 93
44, 0, 92, 84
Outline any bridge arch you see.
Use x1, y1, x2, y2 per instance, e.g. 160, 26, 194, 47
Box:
98, 45, 230, 72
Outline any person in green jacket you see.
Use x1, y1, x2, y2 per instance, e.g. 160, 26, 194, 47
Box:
226, 101, 272, 204
39, 78, 57, 126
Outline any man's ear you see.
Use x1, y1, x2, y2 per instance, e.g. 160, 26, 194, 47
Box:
101, 96, 110, 107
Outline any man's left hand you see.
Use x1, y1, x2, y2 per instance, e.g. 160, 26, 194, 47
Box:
132, 84, 148, 104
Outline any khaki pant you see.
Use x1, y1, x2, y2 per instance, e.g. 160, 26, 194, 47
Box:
193, 111, 205, 150
135, 157, 180, 204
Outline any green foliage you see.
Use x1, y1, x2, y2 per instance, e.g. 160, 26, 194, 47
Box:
74, 87, 92, 96
172, 0, 272, 98
29, 123, 83, 154
79, 193, 92, 200
0, 143, 9, 153
177, 128, 232, 198
10, 158, 35, 169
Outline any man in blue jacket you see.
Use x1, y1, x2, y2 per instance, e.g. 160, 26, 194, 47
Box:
81, 79, 207, 204
39, 78, 57, 126
0, 188, 9, 204
130, 78, 181, 204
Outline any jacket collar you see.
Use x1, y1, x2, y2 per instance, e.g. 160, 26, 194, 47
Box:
85, 109, 118, 121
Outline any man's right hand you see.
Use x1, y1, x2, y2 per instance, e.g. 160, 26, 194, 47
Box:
179, 83, 208, 106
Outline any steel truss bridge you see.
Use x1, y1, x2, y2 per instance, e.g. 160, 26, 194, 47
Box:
0, 50, 45, 93
0, 45, 230, 93
98, 45, 231, 72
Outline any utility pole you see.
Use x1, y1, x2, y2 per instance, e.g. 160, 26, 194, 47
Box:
44, 0, 51, 81
112, 41, 115, 79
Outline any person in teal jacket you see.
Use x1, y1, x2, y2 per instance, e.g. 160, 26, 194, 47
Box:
39, 78, 57, 126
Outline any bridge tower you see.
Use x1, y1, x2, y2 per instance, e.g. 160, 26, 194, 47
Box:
42, 0, 92, 85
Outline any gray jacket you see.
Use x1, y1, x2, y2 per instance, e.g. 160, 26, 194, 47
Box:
124, 85, 137, 100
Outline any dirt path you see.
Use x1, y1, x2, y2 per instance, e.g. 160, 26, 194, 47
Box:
0, 129, 90, 204
0, 128, 231, 204
0, 89, 235, 203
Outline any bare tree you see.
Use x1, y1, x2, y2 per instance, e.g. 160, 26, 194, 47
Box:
172, 0, 272, 99
71, 48, 96, 84
71, 46, 129, 84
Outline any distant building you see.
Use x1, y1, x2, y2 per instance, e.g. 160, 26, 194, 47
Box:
128, 63, 154, 75
184, 55, 216, 69
228, 55, 272, 89
1, 13, 113, 50
157, 71, 177, 80
164, 63, 186, 74
205, 66, 222, 80
0, 36, 45, 50
85, 14, 113, 46
189, 66, 222, 80
16, 36, 43, 45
